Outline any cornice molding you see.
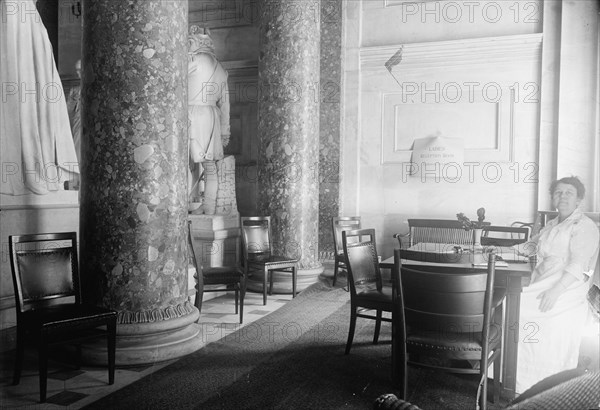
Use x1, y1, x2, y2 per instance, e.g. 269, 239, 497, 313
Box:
360, 33, 543, 71
189, 0, 256, 29
222, 60, 258, 81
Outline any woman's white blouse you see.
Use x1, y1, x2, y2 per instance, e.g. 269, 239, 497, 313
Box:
531, 209, 599, 282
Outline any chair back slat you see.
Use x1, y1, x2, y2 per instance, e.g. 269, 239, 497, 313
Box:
9, 232, 80, 314
16, 249, 74, 303
342, 229, 381, 294
241, 217, 271, 256
408, 219, 490, 246
332, 216, 361, 255
397, 251, 497, 333
481, 225, 529, 247
401, 266, 487, 331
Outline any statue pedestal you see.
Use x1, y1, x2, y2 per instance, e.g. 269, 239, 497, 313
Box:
189, 213, 240, 268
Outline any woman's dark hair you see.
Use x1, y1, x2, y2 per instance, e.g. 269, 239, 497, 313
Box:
549, 176, 586, 199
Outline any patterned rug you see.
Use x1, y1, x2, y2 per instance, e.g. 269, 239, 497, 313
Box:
84, 278, 509, 410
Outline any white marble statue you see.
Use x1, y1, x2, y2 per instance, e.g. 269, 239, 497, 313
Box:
1, 0, 79, 195
187, 26, 237, 215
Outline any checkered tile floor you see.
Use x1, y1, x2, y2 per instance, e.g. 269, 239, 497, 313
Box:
0, 288, 300, 409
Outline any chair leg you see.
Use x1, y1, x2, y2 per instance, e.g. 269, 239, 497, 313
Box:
480, 364, 489, 410
333, 259, 339, 286
38, 336, 48, 403
195, 272, 205, 321
292, 266, 297, 298
400, 349, 408, 399
345, 307, 357, 355
12, 327, 24, 385
493, 354, 501, 403
373, 310, 382, 344
107, 319, 116, 385
392, 345, 408, 399
239, 277, 246, 324
263, 267, 269, 305
234, 288, 239, 314
341, 262, 349, 292
269, 269, 274, 296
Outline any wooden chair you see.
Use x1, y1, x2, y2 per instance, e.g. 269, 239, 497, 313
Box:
394, 219, 491, 248
9, 232, 117, 403
480, 225, 530, 247
342, 228, 393, 355
240, 216, 298, 305
188, 221, 245, 323
331, 216, 361, 287
392, 248, 505, 410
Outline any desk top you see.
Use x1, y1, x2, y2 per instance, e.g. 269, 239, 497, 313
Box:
380, 247, 533, 276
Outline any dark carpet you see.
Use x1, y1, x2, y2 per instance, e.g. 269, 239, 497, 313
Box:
84, 278, 509, 410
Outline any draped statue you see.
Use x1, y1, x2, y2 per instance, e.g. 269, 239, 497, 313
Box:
187, 26, 237, 215
0, 0, 79, 195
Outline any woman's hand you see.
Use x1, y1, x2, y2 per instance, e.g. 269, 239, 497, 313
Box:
536, 284, 564, 312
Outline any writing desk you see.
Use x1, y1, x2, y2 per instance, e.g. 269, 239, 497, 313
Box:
380, 247, 532, 399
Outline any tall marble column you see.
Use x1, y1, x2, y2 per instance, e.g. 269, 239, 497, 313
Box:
79, 0, 201, 365
253, 0, 323, 293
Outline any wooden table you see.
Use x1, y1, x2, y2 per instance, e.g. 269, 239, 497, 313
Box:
380, 248, 532, 399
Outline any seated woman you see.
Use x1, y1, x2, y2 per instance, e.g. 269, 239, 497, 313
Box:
515, 176, 599, 393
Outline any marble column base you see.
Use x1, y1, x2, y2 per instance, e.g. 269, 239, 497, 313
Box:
246, 266, 324, 295
81, 308, 202, 366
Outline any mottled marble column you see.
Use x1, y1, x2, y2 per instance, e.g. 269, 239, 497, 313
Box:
252, 0, 323, 293
79, 0, 201, 365
319, 0, 342, 259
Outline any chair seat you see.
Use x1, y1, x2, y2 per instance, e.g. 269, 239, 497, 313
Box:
407, 323, 501, 353
248, 254, 296, 264
355, 286, 393, 306
203, 267, 244, 285
23, 304, 117, 328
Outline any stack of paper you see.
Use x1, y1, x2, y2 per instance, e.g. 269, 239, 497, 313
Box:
410, 242, 460, 254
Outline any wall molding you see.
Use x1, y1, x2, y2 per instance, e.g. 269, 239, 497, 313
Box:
222, 59, 258, 80
1, 204, 79, 211
380, 89, 515, 164
360, 33, 542, 72
189, 0, 256, 29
